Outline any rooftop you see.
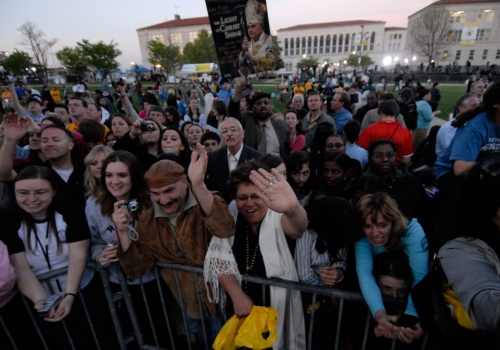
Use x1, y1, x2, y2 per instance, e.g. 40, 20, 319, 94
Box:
137, 16, 209, 31
385, 27, 407, 31
278, 20, 385, 32
438, 0, 498, 3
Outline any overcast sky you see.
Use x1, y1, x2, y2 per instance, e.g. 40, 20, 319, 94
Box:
2, 0, 434, 70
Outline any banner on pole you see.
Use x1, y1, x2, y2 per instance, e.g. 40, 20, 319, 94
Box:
205, 0, 275, 77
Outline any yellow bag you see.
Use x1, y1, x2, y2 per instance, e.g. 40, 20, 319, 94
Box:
235, 306, 278, 349
213, 314, 244, 350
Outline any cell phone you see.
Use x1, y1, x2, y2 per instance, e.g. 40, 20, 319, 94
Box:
37, 292, 65, 317
394, 314, 419, 328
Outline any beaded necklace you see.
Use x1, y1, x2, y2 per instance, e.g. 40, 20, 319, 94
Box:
244, 224, 259, 293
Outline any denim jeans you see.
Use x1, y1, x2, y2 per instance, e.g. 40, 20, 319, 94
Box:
185, 313, 222, 348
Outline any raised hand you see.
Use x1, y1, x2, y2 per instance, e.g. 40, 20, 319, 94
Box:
188, 143, 208, 187
249, 168, 299, 214
3, 112, 31, 142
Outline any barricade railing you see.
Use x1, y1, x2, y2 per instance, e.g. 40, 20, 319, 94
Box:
0, 261, 429, 350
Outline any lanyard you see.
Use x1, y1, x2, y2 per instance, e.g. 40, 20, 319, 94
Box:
33, 221, 53, 270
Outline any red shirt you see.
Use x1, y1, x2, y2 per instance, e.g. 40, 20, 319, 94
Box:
358, 120, 413, 163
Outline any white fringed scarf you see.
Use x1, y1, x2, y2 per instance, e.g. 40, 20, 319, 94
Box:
204, 209, 306, 350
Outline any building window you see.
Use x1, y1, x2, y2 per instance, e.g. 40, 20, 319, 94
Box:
152, 34, 164, 43
296, 38, 299, 56
319, 36, 324, 54
338, 34, 343, 53
456, 50, 461, 61
398, 34, 402, 39
307, 36, 312, 54
188, 32, 198, 42
389, 43, 392, 51
450, 11, 466, 24
389, 34, 393, 40
345, 34, 349, 52
284, 38, 288, 57
476, 29, 491, 41
169, 33, 182, 44
469, 50, 475, 60
478, 10, 494, 22
332, 35, 337, 53
313, 36, 318, 54
302, 37, 306, 55
351, 33, 356, 52
325, 35, 330, 54
443, 51, 448, 58
496, 49, 500, 59
370, 32, 375, 51
482, 50, 488, 60
398, 43, 401, 50
447, 30, 462, 43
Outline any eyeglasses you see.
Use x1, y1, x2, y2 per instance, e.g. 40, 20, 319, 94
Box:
372, 151, 396, 160
220, 126, 241, 134
15, 190, 52, 198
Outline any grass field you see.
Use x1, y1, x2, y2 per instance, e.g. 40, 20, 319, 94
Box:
12, 82, 467, 122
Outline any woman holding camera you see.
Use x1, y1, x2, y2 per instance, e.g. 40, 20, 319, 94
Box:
113, 117, 163, 171
86, 150, 171, 347
2, 165, 117, 349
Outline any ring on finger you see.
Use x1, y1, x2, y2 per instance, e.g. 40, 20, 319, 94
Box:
263, 188, 268, 195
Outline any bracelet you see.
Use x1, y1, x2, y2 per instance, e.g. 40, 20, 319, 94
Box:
64, 293, 77, 298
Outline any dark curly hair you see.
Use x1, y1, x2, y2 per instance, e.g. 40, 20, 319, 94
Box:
226, 160, 270, 200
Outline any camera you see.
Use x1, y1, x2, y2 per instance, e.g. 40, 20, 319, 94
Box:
140, 123, 156, 132
119, 199, 140, 213
37, 293, 65, 317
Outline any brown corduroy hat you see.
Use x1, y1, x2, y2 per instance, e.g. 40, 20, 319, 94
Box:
144, 160, 186, 188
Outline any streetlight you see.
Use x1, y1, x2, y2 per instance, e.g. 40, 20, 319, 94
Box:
412, 56, 417, 61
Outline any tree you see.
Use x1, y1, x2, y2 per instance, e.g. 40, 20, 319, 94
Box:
407, 6, 451, 66
2, 50, 32, 76
17, 22, 57, 79
296, 57, 319, 78
183, 29, 217, 63
76, 40, 121, 79
55, 47, 89, 77
344, 54, 375, 68
147, 40, 183, 79
272, 36, 284, 71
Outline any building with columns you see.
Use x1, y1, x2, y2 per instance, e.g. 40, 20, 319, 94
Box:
276, 20, 407, 74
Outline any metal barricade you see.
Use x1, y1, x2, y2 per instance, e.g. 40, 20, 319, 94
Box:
0, 260, 429, 350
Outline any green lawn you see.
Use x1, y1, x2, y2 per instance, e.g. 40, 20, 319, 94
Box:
9, 82, 466, 121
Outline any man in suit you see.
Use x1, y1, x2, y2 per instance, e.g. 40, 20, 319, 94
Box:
243, 91, 290, 160
206, 117, 261, 202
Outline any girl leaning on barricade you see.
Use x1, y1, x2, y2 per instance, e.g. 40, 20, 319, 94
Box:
85, 150, 173, 348
354, 192, 427, 346
1, 165, 118, 349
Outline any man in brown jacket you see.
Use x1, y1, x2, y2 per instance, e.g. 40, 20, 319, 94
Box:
113, 144, 235, 345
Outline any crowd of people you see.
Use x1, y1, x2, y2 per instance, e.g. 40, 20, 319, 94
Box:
0, 69, 499, 350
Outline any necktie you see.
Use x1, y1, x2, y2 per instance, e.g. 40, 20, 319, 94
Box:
258, 124, 267, 154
